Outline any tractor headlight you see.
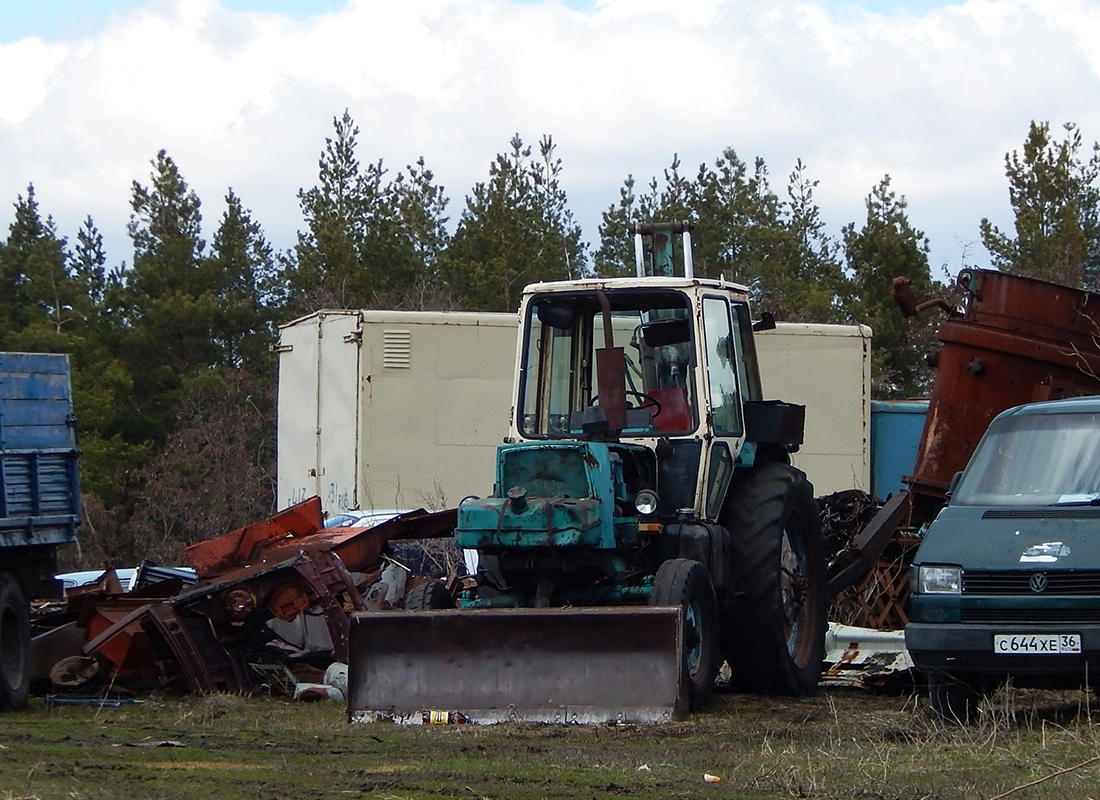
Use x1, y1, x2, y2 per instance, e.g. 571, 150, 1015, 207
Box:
634, 489, 659, 516
917, 565, 962, 594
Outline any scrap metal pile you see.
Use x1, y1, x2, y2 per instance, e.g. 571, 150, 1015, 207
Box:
33, 498, 457, 701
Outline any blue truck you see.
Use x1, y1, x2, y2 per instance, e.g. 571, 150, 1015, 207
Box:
0, 353, 81, 710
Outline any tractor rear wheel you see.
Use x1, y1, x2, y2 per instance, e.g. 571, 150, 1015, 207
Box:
722, 463, 826, 695
0, 572, 31, 710
650, 558, 720, 710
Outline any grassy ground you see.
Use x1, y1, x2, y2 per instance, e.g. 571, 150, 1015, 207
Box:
3, 685, 1100, 800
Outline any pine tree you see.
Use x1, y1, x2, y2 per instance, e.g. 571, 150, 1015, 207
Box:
117, 149, 213, 444
980, 121, 1100, 289
0, 186, 69, 342
288, 111, 451, 312
770, 160, 846, 323
843, 175, 939, 398
440, 134, 586, 312
207, 189, 277, 368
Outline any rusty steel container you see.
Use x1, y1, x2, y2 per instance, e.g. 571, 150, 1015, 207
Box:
907, 268, 1100, 522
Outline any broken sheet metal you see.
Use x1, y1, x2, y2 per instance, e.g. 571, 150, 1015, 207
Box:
183, 496, 457, 578
821, 622, 914, 690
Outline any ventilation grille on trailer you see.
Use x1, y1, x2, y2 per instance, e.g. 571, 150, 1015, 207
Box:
382, 330, 411, 369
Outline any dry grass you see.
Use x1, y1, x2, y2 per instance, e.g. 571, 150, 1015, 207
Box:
3, 683, 1100, 799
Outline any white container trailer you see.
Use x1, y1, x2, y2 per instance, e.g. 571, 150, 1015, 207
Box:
276, 310, 870, 515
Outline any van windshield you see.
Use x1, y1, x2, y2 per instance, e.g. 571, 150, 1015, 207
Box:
953, 411, 1100, 506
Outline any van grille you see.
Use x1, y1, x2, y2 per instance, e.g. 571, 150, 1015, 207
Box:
961, 608, 1100, 624
963, 571, 1100, 595
982, 508, 1100, 519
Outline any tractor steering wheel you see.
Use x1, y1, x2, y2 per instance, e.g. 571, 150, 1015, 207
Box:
588, 391, 663, 417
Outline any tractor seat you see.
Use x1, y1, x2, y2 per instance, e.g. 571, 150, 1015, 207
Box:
648, 386, 692, 432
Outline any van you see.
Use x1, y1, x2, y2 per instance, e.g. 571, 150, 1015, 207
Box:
906, 396, 1100, 720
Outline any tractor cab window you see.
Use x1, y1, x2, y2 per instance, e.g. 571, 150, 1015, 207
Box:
518, 290, 697, 438
702, 297, 743, 436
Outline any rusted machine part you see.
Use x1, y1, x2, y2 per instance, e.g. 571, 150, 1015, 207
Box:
907, 268, 1100, 524
825, 490, 912, 598
184, 498, 456, 579
290, 551, 369, 661
82, 551, 370, 694
348, 606, 685, 724
264, 509, 457, 574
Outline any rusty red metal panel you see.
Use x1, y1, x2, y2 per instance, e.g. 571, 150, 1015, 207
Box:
243, 507, 457, 573
184, 496, 325, 578
908, 269, 1100, 520
184, 501, 456, 578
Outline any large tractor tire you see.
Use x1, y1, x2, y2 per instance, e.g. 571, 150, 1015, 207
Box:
722, 462, 826, 695
650, 558, 720, 710
0, 572, 31, 710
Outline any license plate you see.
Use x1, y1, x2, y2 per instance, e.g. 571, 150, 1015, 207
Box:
993, 634, 1081, 655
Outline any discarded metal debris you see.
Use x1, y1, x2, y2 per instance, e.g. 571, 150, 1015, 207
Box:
36, 497, 457, 701
821, 622, 914, 691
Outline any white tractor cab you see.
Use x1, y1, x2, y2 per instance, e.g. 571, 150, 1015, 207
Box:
348, 222, 827, 724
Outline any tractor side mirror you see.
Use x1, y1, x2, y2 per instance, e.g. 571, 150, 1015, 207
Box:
536, 302, 574, 330
752, 312, 776, 332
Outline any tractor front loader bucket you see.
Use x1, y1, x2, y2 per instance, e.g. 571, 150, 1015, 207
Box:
348, 606, 685, 724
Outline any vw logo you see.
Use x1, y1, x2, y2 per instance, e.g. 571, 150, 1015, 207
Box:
1029, 573, 1048, 593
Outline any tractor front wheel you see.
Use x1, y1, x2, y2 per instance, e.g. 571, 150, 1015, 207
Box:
650, 558, 720, 710
723, 463, 826, 695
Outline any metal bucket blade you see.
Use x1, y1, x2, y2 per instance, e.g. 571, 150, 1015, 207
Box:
348, 606, 684, 724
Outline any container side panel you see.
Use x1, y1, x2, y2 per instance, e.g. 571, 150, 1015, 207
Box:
756, 325, 871, 494
361, 318, 515, 510
277, 318, 323, 509
316, 314, 362, 514
870, 401, 928, 500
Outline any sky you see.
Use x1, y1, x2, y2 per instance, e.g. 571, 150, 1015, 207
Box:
0, 0, 1097, 283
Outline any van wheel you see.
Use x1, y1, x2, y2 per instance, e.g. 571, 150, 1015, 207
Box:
928, 673, 983, 723
405, 580, 454, 610
0, 573, 31, 711
722, 463, 826, 695
650, 558, 720, 710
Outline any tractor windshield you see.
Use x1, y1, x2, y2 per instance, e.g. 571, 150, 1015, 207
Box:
517, 289, 697, 438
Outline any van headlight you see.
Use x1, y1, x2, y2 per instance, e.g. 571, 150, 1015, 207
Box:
917, 565, 962, 594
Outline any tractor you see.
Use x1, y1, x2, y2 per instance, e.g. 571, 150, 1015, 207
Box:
349, 222, 827, 723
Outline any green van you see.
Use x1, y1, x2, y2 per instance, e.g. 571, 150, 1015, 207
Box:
906, 396, 1100, 720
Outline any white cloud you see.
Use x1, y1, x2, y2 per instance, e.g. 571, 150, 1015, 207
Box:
0, 37, 68, 125
0, 0, 1097, 278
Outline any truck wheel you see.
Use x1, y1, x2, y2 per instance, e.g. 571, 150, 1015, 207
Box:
405, 580, 454, 610
927, 673, 983, 723
723, 463, 826, 695
0, 572, 31, 711
650, 558, 720, 710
